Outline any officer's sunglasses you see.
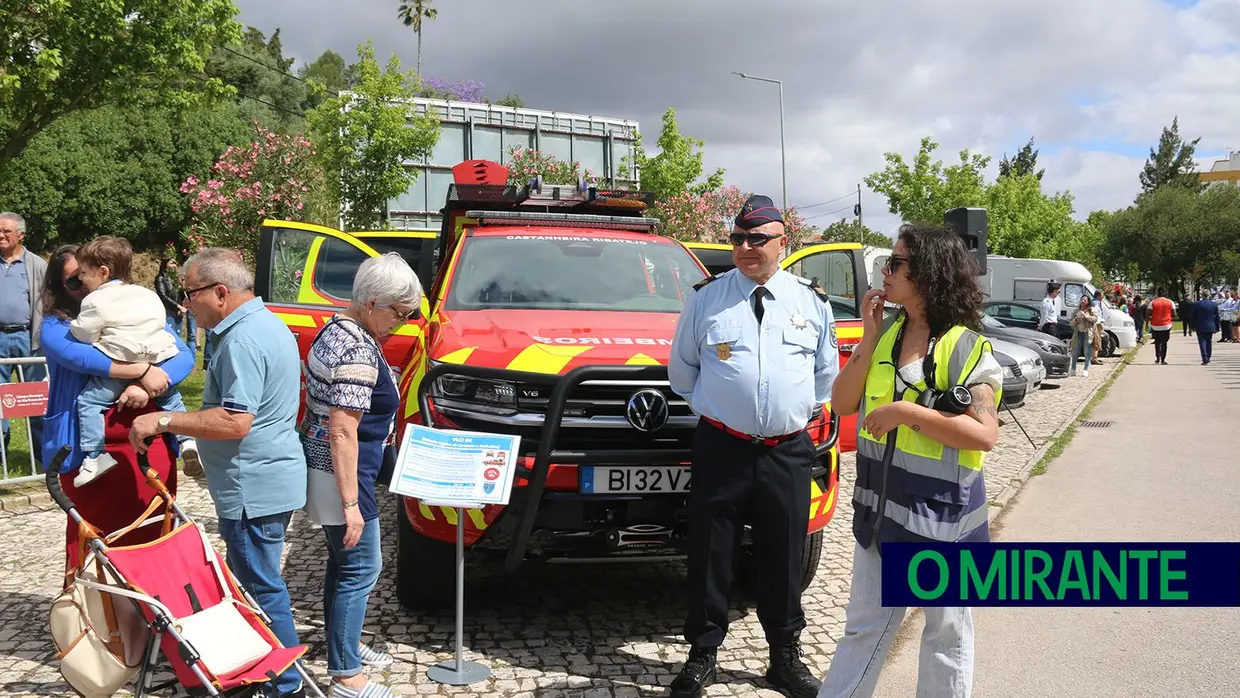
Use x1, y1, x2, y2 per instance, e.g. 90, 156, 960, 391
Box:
729, 231, 783, 248
884, 255, 909, 274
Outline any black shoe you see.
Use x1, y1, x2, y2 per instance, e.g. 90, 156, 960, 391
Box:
766, 638, 821, 698
671, 646, 717, 698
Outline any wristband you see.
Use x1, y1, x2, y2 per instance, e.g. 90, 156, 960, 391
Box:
137, 364, 152, 381
343, 500, 359, 509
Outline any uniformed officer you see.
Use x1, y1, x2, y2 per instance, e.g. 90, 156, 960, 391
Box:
668, 194, 840, 698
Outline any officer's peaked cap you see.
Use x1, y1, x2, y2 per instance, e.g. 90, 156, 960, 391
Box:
735, 194, 784, 230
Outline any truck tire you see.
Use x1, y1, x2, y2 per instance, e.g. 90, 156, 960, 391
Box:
395, 500, 455, 610
1102, 332, 1117, 357
736, 530, 826, 594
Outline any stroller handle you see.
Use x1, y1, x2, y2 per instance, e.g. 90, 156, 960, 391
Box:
45, 446, 75, 514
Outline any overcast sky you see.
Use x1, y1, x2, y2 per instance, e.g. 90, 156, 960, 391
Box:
235, 0, 1240, 235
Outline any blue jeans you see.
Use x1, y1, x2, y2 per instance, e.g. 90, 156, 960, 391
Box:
166, 314, 198, 356
218, 512, 302, 696
0, 330, 45, 462
322, 518, 382, 677
819, 542, 974, 697
76, 375, 188, 455
1069, 333, 1092, 374
1197, 331, 1213, 363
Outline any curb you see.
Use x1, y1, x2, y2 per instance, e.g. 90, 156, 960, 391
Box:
986, 343, 1140, 525
0, 488, 52, 513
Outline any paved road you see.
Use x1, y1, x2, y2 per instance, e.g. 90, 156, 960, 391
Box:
0, 354, 1116, 697
874, 336, 1240, 697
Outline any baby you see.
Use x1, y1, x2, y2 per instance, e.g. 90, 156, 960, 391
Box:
69, 236, 198, 487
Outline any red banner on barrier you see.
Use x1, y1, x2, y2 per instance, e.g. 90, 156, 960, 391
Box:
0, 382, 49, 419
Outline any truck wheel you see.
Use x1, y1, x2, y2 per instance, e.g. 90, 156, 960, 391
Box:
1102, 332, 1117, 357
396, 500, 455, 610
736, 530, 825, 594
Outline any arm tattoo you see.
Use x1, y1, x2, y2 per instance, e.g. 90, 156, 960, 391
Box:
969, 384, 998, 419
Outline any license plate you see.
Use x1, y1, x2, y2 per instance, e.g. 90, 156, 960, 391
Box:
579, 466, 692, 494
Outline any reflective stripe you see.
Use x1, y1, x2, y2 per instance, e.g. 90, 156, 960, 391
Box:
855, 436, 983, 483
853, 486, 988, 542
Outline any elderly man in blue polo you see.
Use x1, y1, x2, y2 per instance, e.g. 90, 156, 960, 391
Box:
130, 247, 308, 698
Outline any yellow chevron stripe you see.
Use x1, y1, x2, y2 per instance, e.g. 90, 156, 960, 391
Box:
506, 344, 592, 374
625, 352, 660, 365
810, 480, 824, 518
437, 347, 476, 364
441, 506, 458, 525
837, 326, 864, 340
466, 508, 488, 530
821, 484, 837, 517
274, 312, 316, 328
418, 503, 435, 521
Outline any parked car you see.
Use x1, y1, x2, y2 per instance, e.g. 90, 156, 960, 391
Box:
980, 314, 1069, 378
984, 301, 1073, 340
989, 337, 1044, 409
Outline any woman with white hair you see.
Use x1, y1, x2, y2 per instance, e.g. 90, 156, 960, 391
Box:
299, 253, 422, 698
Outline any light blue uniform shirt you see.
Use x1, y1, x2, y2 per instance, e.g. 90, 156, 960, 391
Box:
669, 268, 841, 438
0, 256, 30, 326
197, 297, 306, 520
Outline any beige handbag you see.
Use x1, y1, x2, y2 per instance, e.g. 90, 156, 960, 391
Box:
50, 537, 152, 697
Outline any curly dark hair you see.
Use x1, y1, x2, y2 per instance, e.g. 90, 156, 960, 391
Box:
897, 223, 984, 335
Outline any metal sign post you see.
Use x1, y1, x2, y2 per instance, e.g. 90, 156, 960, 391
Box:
425, 503, 490, 686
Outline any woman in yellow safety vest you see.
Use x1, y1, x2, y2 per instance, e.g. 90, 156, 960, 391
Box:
818, 223, 1004, 698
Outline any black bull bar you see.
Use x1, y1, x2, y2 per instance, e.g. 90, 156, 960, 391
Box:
416, 362, 840, 573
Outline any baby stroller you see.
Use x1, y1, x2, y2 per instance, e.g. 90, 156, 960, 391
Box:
46, 444, 324, 697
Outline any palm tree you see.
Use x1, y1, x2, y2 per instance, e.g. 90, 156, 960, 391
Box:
397, 0, 438, 75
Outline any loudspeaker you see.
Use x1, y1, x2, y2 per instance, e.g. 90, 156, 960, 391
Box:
944, 207, 988, 276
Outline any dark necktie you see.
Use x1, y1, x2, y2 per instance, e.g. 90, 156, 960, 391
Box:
753, 288, 766, 324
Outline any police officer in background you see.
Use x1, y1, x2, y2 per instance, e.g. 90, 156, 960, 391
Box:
668, 195, 840, 698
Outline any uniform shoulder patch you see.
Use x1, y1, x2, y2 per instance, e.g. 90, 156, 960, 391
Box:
797, 276, 830, 303
693, 273, 722, 291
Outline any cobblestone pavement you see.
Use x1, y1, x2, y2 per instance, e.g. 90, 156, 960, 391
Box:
0, 359, 1116, 697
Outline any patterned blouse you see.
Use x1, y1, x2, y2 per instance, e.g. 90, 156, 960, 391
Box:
300, 316, 388, 475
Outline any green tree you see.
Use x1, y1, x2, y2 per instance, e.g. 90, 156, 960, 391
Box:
203, 27, 308, 132
397, 0, 438, 76
864, 136, 989, 226
998, 137, 1044, 180
0, 0, 240, 166
817, 219, 894, 247
492, 94, 525, 108
1139, 117, 1204, 194
983, 173, 1081, 258
307, 42, 440, 230
631, 108, 726, 201
299, 50, 351, 98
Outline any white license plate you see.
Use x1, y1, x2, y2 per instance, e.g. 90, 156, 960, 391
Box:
580, 466, 691, 494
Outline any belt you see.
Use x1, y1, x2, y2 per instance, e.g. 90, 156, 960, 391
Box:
0, 324, 29, 333
701, 416, 801, 447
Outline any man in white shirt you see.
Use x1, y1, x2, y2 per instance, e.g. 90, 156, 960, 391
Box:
1039, 283, 1061, 335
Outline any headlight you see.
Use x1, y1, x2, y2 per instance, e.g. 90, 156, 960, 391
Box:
427, 362, 517, 406
1002, 365, 1016, 379
1033, 340, 1053, 352
1122, 318, 1134, 328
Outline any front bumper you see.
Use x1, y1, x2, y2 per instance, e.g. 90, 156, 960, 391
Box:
1110, 326, 1137, 350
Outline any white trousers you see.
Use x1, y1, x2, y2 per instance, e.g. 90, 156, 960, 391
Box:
818, 541, 974, 698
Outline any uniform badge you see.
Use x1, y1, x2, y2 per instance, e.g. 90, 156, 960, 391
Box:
791, 313, 807, 329
716, 343, 731, 361
828, 321, 837, 348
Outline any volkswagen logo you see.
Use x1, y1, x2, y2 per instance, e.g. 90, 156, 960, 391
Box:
625, 389, 669, 432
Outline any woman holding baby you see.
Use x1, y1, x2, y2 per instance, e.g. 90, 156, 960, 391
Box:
39, 237, 197, 573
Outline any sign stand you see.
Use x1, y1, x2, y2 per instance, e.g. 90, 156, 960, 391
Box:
425, 504, 490, 686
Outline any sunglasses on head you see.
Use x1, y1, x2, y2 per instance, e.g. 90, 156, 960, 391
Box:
729, 231, 782, 247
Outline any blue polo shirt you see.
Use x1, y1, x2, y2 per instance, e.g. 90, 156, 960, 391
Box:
198, 297, 306, 520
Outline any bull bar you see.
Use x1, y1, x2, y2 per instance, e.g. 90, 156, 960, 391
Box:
416, 362, 839, 573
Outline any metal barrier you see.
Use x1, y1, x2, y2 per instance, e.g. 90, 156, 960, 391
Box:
0, 356, 48, 485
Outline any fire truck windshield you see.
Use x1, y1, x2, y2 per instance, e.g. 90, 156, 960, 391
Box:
445, 234, 707, 312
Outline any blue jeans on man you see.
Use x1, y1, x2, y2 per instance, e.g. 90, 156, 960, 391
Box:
0, 329, 45, 462
77, 376, 189, 455
1197, 330, 1213, 364
218, 512, 303, 697
323, 518, 382, 677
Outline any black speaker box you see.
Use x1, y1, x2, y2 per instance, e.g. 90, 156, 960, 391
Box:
944, 207, 988, 275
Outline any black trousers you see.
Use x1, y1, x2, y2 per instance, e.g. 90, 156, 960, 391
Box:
1222, 320, 1233, 341
1151, 329, 1171, 363
684, 421, 813, 649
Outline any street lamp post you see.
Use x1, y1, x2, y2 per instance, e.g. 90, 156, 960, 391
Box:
732, 72, 787, 213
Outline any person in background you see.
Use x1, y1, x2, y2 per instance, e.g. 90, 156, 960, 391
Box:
1191, 292, 1220, 365
155, 256, 189, 343
668, 194, 839, 698
1219, 291, 1237, 343
1131, 295, 1147, 342
1070, 295, 1098, 378
1179, 294, 1195, 337
129, 248, 308, 698
1148, 288, 1175, 365
1039, 283, 1061, 335
1091, 289, 1107, 364
0, 212, 47, 461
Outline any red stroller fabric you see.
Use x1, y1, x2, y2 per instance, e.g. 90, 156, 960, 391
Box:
103, 521, 306, 692
62, 406, 179, 571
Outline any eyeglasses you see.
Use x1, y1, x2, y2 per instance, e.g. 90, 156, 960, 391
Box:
183, 282, 220, 300
884, 256, 909, 273
390, 305, 420, 322
729, 231, 782, 247
65, 274, 83, 291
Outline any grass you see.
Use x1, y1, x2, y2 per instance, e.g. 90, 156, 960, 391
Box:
1028, 343, 1139, 477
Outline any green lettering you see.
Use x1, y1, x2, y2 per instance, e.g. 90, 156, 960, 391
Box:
1010, 548, 1020, 600
962, 550, 1004, 601
1159, 550, 1188, 601
1023, 550, 1054, 600
1129, 550, 1157, 600
1057, 550, 1090, 601
1092, 550, 1126, 600
909, 551, 949, 600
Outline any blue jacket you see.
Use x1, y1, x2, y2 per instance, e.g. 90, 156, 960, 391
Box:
39, 315, 194, 473
1192, 300, 1221, 334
